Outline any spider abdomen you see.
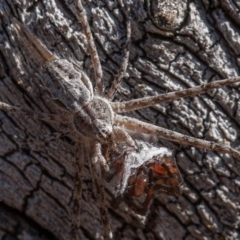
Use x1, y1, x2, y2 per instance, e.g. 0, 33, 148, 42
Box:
43, 59, 93, 112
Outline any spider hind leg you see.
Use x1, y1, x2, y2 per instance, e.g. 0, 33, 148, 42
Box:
0, 101, 68, 123
87, 140, 112, 240
71, 136, 85, 240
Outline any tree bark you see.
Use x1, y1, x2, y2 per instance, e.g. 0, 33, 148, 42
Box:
0, 0, 240, 239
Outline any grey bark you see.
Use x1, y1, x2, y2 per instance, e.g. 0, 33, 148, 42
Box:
0, 0, 240, 240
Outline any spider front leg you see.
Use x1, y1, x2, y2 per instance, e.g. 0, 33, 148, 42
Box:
113, 126, 136, 150
106, 3, 131, 99
74, 0, 103, 94
115, 115, 240, 160
112, 77, 240, 113
86, 139, 112, 240
71, 135, 85, 240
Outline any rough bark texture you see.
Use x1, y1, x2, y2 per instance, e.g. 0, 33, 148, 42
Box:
0, 0, 240, 239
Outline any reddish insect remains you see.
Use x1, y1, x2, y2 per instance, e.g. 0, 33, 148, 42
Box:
105, 143, 182, 215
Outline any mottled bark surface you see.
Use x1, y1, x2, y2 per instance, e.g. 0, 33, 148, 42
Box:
0, 0, 240, 239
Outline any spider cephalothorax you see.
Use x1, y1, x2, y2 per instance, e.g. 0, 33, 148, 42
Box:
73, 97, 114, 142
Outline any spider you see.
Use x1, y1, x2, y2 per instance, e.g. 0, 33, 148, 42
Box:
1, 0, 240, 239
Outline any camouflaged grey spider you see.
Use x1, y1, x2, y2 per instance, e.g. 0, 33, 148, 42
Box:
1, 0, 240, 239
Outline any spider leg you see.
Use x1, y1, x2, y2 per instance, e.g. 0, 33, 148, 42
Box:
12, 18, 55, 63
21, 128, 73, 150
113, 126, 136, 149
0, 101, 69, 123
112, 77, 240, 113
124, 188, 153, 216
86, 140, 112, 240
97, 145, 110, 172
106, 4, 131, 99
115, 114, 240, 160
71, 135, 85, 240
104, 156, 123, 183
74, 0, 103, 95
